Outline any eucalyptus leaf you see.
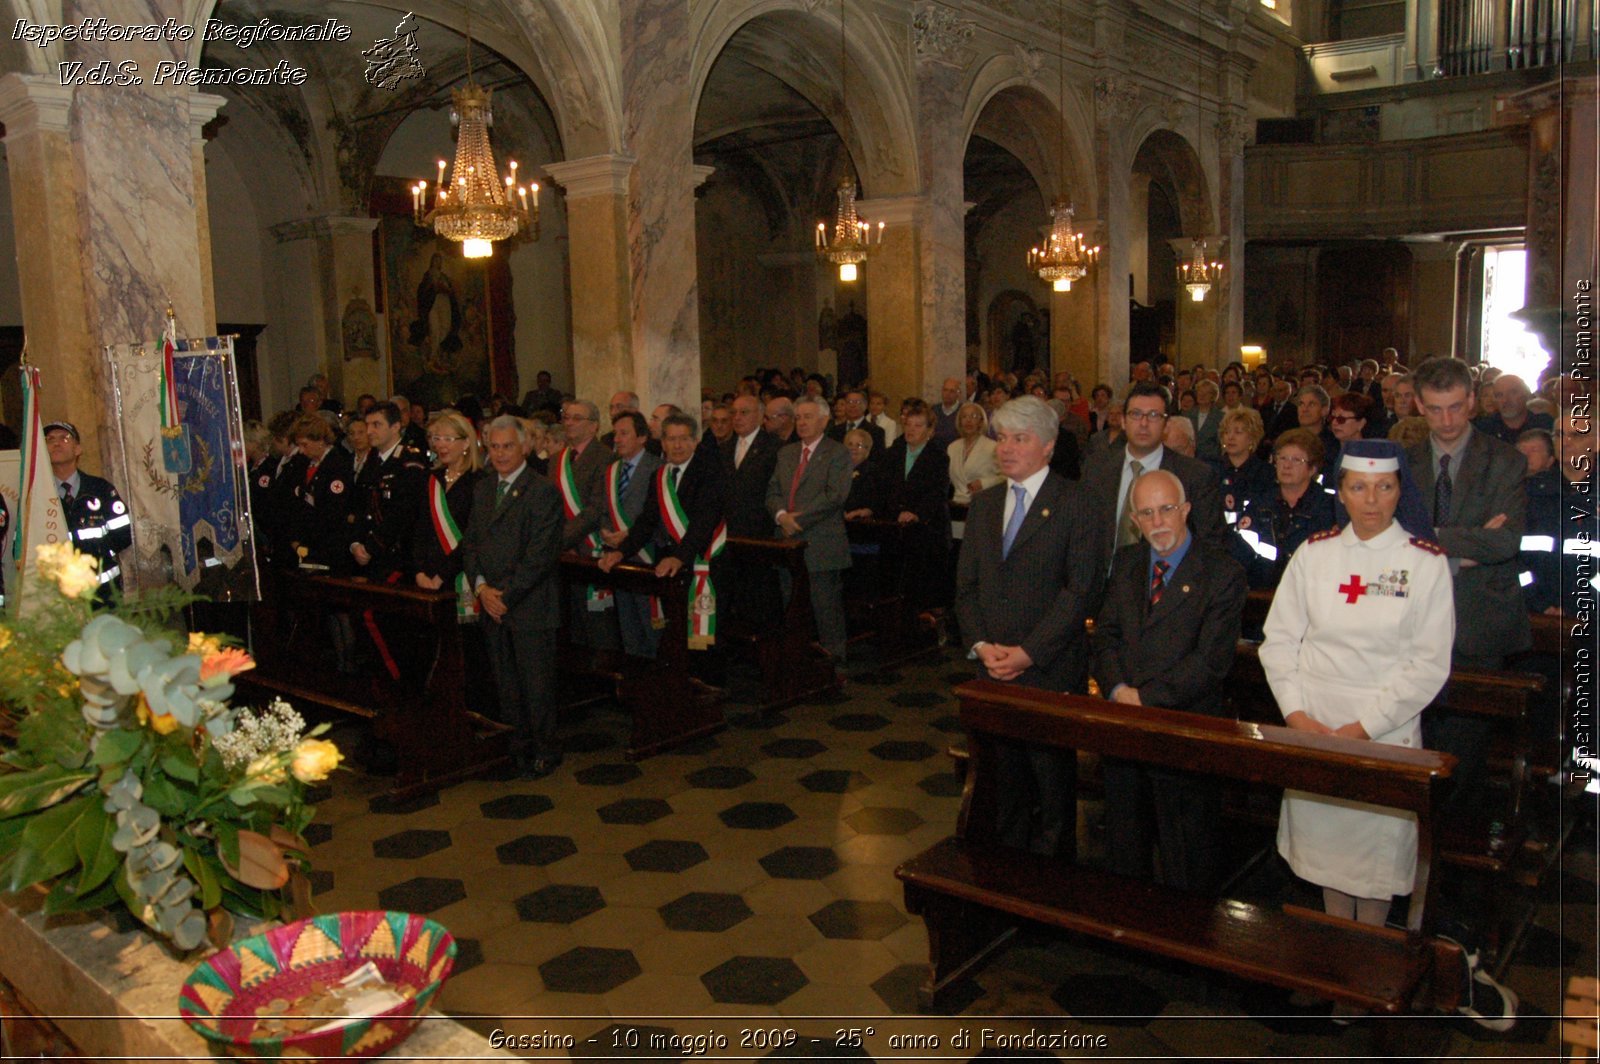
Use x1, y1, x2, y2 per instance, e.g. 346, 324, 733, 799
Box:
172, 910, 207, 951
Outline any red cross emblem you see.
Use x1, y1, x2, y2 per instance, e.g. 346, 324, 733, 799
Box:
1338, 575, 1367, 604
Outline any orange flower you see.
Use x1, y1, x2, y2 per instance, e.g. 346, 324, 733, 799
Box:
135, 693, 180, 735
199, 647, 255, 685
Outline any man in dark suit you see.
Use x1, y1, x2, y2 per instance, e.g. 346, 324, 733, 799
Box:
1407, 357, 1531, 808
592, 411, 664, 657
879, 400, 952, 610
1263, 379, 1298, 442
826, 389, 886, 451
349, 401, 428, 581
955, 396, 1100, 858
1092, 468, 1246, 891
601, 413, 729, 682
551, 398, 617, 646
1078, 382, 1224, 584
768, 396, 853, 661
463, 416, 565, 777
719, 394, 783, 630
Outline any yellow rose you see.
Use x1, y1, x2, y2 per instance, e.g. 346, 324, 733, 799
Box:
134, 693, 180, 735
246, 755, 287, 785
290, 739, 343, 783
187, 632, 224, 658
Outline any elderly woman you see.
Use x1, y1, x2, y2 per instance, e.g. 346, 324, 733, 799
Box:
280, 414, 355, 572
948, 402, 1003, 508
1232, 427, 1337, 590
1211, 407, 1275, 520
1261, 439, 1454, 945
843, 427, 888, 597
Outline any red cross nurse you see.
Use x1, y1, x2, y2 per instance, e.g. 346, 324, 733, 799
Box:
1259, 438, 1454, 929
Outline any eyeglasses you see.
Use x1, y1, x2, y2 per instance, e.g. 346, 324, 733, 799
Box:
427, 434, 467, 443
1328, 414, 1361, 425
562, 413, 594, 423
1132, 503, 1183, 520
1125, 410, 1168, 423
1274, 454, 1311, 466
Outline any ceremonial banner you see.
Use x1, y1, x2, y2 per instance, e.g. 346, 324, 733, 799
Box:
105, 335, 259, 599
2, 364, 69, 615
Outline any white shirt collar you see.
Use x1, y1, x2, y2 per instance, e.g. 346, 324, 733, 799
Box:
499, 462, 527, 486
1007, 465, 1050, 498
1125, 444, 1165, 471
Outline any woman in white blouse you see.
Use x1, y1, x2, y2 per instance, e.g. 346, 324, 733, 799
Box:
948, 401, 1003, 508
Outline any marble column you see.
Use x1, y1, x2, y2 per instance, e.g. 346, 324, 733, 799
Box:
1, 58, 215, 474
188, 93, 226, 333
268, 219, 384, 406
911, 54, 968, 402
1127, 175, 1151, 305
1094, 141, 1132, 394
620, 0, 702, 413
1215, 91, 1250, 367
853, 196, 925, 405
545, 154, 635, 407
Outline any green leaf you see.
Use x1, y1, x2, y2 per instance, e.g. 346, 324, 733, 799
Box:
160, 751, 198, 783
73, 801, 118, 896
140, 773, 185, 818
14, 697, 90, 770
183, 846, 223, 911
215, 821, 240, 872
250, 785, 291, 808
0, 766, 94, 820
7, 795, 95, 892
91, 729, 144, 767
43, 873, 120, 915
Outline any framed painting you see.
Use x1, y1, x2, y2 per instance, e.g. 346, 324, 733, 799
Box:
371, 178, 516, 407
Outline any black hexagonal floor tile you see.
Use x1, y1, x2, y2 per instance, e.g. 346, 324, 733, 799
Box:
686, 765, 756, 790
917, 772, 964, 798
563, 730, 619, 754
658, 891, 753, 932
798, 690, 851, 707
372, 828, 452, 860
929, 713, 963, 733
760, 738, 829, 759
808, 899, 908, 940
598, 797, 675, 825
303, 822, 334, 847
730, 710, 791, 729
574, 762, 644, 786
1050, 972, 1168, 1025
828, 712, 892, 732
719, 802, 798, 830
673, 735, 721, 755
759, 846, 841, 880
869, 740, 939, 762
844, 807, 925, 835
701, 956, 808, 1005
798, 769, 872, 794
368, 790, 440, 815
943, 669, 976, 686
496, 834, 578, 866
306, 869, 335, 896
888, 690, 948, 708
452, 937, 485, 975
515, 883, 607, 924
625, 839, 709, 873
539, 946, 641, 994
479, 793, 555, 820
574, 1024, 677, 1061
872, 961, 980, 1014
376, 876, 464, 914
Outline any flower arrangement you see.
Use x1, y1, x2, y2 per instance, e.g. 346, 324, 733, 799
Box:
0, 544, 341, 951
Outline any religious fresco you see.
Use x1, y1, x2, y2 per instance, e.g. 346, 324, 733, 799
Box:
379, 216, 500, 408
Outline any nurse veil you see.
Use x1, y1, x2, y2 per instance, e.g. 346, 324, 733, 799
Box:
1258, 439, 1453, 926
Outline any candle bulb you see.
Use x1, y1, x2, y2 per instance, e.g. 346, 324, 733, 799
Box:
531, 182, 539, 208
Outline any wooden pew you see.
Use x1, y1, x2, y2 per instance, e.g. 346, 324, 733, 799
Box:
243, 571, 513, 798
845, 517, 940, 665
557, 552, 725, 759
719, 536, 842, 711
897, 679, 1464, 1016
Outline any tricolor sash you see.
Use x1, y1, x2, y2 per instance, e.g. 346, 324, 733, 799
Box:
428, 474, 478, 623
558, 447, 612, 610
606, 459, 663, 626
657, 465, 726, 649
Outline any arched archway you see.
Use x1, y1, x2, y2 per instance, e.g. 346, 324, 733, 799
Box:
1131, 129, 1214, 367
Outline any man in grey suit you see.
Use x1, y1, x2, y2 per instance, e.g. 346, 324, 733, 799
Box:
768, 396, 853, 661
593, 411, 664, 658
552, 398, 616, 647
1184, 379, 1224, 463
956, 397, 1100, 858
463, 417, 565, 778
1407, 357, 1530, 808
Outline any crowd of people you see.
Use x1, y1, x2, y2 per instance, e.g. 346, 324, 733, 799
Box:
16, 348, 1590, 1028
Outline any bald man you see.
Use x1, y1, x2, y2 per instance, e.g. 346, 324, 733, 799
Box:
1475, 373, 1553, 445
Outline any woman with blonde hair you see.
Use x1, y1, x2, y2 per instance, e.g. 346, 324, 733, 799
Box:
948, 402, 1002, 508
413, 411, 482, 609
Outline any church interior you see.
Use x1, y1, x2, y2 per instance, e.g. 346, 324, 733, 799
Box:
0, 0, 1595, 1058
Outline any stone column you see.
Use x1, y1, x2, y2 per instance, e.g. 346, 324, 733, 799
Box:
853, 196, 925, 404
311, 218, 383, 405
0, 61, 213, 473
1127, 175, 1151, 305
620, 0, 702, 413
545, 154, 635, 407
757, 251, 820, 375
1093, 75, 1138, 393
910, 49, 968, 403
188, 93, 226, 333
1215, 96, 1250, 367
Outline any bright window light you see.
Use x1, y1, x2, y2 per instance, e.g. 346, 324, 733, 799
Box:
1481, 247, 1550, 384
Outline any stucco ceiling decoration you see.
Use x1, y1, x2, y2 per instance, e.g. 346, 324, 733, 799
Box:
1012, 43, 1044, 83
913, 4, 977, 69
1093, 74, 1140, 126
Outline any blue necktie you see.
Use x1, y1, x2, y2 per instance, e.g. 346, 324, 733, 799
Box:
618, 461, 632, 496
1001, 484, 1027, 559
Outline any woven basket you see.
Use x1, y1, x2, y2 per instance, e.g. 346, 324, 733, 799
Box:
178, 910, 456, 1061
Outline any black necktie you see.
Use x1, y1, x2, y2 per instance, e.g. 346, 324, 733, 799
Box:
669, 466, 679, 491
60, 484, 74, 509
1434, 454, 1453, 523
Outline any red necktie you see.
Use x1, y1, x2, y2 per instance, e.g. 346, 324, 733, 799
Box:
304, 461, 318, 485
1150, 560, 1169, 606
788, 445, 812, 510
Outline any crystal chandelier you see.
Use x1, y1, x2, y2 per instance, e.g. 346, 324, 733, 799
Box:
1178, 238, 1224, 302
1029, 202, 1099, 291
1030, 0, 1099, 292
412, 22, 536, 258
816, 0, 885, 282
816, 179, 883, 283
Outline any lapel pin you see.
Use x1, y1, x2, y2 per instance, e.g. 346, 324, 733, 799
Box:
1181, 584, 1190, 593
1040, 508, 1050, 518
